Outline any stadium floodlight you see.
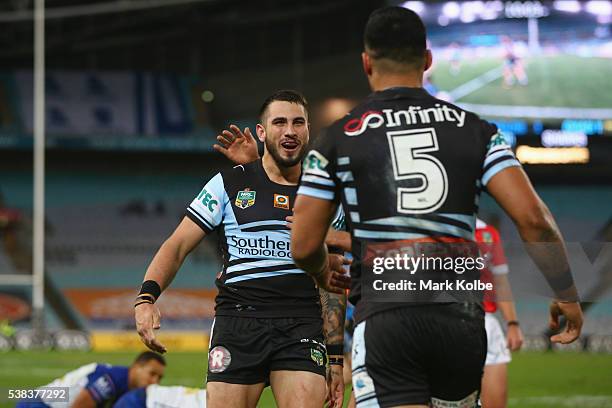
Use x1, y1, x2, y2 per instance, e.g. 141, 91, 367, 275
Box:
460, 10, 477, 23
553, 0, 581, 13
442, 2, 461, 19
438, 15, 450, 26
586, 1, 612, 15
400, 1, 426, 15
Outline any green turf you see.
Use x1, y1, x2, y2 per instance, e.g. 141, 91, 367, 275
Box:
431, 54, 612, 109
1, 351, 612, 407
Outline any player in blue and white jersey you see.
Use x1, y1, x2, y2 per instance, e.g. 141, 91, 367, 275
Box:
114, 384, 206, 408
134, 90, 348, 408
16, 352, 165, 408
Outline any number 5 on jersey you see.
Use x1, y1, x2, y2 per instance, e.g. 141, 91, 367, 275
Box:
387, 128, 448, 214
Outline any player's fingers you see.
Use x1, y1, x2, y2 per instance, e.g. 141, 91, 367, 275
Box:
548, 302, 560, 331
285, 215, 294, 223
215, 136, 231, 148
220, 130, 235, 144
212, 144, 228, 155
229, 124, 245, 139
149, 337, 168, 354
244, 127, 256, 142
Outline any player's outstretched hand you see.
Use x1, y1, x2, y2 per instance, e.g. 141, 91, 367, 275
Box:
213, 124, 260, 165
315, 254, 351, 294
549, 301, 583, 344
506, 323, 523, 351
326, 364, 344, 408
135, 303, 167, 353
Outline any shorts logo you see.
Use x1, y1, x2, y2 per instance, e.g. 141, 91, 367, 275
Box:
208, 345, 231, 373
352, 370, 375, 400
310, 348, 325, 366
431, 390, 478, 408
274, 194, 290, 210
235, 190, 256, 209
303, 150, 329, 177
343, 110, 384, 136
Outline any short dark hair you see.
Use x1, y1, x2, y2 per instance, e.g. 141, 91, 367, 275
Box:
364, 6, 426, 65
132, 351, 166, 366
259, 89, 309, 122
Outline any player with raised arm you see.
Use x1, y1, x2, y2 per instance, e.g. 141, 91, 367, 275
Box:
134, 90, 347, 408
476, 218, 523, 408
16, 352, 165, 408
290, 6, 582, 408
213, 116, 348, 408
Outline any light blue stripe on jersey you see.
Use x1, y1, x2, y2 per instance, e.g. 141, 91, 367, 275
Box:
225, 269, 305, 284
302, 175, 335, 186
364, 216, 473, 239
484, 148, 515, 167
482, 159, 521, 185
337, 156, 350, 165
336, 171, 354, 182
350, 211, 361, 223
354, 229, 431, 240
227, 259, 296, 274
344, 188, 358, 205
297, 186, 335, 200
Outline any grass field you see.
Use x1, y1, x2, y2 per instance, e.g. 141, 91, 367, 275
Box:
431, 54, 612, 109
1, 351, 612, 407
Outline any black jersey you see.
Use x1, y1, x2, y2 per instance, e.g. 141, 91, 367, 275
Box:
186, 160, 343, 318
297, 87, 521, 323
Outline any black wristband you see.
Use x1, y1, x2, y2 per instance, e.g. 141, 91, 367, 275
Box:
139, 280, 161, 302
507, 320, 519, 327
326, 344, 343, 356
328, 357, 344, 366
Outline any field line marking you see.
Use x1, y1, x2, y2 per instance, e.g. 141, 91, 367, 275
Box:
448, 65, 504, 101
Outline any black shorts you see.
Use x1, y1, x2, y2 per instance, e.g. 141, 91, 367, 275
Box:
206, 315, 327, 384
351, 304, 486, 407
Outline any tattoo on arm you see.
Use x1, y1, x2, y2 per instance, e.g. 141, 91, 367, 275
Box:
320, 289, 346, 347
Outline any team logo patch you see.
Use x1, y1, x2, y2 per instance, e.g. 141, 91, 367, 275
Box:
352, 370, 376, 400
208, 346, 231, 373
310, 348, 325, 366
482, 231, 493, 243
235, 190, 256, 209
274, 194, 290, 210
343, 110, 385, 136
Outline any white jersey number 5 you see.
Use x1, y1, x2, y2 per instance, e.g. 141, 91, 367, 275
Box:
387, 128, 448, 214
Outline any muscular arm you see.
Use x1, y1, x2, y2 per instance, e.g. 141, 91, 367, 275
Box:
291, 195, 338, 282
487, 166, 582, 343
487, 167, 577, 300
143, 217, 206, 290
319, 289, 347, 350
71, 389, 96, 408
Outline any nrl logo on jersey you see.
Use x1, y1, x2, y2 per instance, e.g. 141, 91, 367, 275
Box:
235, 190, 256, 209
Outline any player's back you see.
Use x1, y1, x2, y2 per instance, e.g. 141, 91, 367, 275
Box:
301, 87, 520, 321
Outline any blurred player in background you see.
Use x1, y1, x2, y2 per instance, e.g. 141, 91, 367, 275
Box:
135, 90, 347, 408
16, 351, 165, 408
114, 384, 206, 408
291, 6, 582, 408
501, 36, 528, 88
476, 219, 523, 408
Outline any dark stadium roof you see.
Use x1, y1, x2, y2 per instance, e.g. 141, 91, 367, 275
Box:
0, 0, 383, 75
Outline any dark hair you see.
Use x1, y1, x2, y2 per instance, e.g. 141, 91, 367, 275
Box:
364, 6, 426, 65
259, 89, 308, 122
133, 351, 166, 366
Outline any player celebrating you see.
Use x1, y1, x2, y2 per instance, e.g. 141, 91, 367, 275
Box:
135, 90, 347, 408
16, 352, 165, 408
114, 384, 206, 408
476, 219, 523, 408
290, 6, 582, 408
